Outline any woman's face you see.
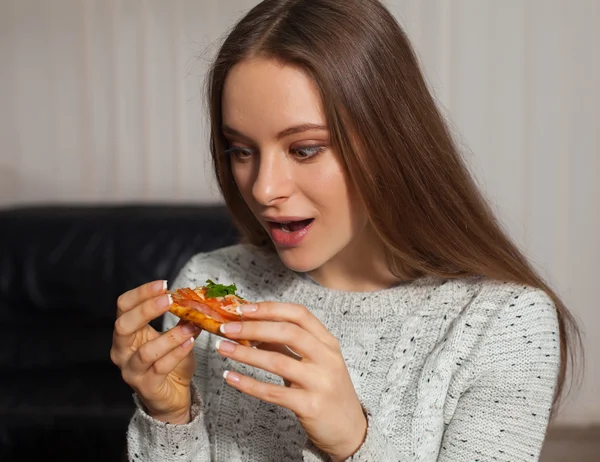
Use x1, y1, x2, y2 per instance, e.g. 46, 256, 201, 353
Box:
221, 57, 373, 280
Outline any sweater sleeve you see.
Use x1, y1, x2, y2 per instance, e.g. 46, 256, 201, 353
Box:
346, 409, 409, 461
125, 253, 213, 462
348, 287, 561, 462
126, 382, 210, 462
438, 288, 560, 461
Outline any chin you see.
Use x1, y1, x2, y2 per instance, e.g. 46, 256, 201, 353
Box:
274, 245, 326, 274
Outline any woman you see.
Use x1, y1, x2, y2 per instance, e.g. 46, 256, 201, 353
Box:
111, 0, 580, 460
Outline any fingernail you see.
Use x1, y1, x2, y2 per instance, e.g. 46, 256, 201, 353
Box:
223, 370, 241, 383
216, 339, 236, 353
152, 280, 168, 292
181, 336, 195, 348
236, 304, 257, 315
182, 322, 200, 335
156, 294, 172, 309
220, 322, 242, 334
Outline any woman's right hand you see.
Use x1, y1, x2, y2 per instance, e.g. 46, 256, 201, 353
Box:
110, 280, 202, 424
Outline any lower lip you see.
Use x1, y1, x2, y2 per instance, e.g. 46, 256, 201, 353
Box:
267, 220, 313, 247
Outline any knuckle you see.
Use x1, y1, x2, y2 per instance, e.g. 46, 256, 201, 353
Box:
302, 395, 321, 419
243, 378, 257, 394
283, 324, 301, 344
150, 361, 166, 376
258, 301, 272, 313
113, 317, 128, 337
116, 292, 126, 308
120, 368, 136, 387
288, 303, 307, 322
109, 347, 119, 366
329, 336, 342, 352
164, 328, 183, 345
264, 385, 284, 403
137, 345, 155, 365
294, 304, 313, 325
279, 323, 294, 338
140, 299, 156, 319
296, 304, 310, 319
320, 374, 337, 394
269, 354, 288, 376
330, 355, 347, 375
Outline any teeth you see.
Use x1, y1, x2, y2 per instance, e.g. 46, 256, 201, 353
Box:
281, 223, 291, 233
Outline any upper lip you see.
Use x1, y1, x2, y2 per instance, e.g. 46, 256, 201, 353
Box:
261, 215, 313, 224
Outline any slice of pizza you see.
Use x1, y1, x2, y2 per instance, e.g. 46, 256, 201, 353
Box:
168, 279, 257, 347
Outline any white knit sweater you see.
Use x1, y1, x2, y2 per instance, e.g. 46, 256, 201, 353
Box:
126, 244, 560, 461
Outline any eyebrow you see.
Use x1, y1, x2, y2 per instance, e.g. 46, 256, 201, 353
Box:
222, 123, 328, 142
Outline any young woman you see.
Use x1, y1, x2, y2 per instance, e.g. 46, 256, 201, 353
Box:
111, 0, 580, 460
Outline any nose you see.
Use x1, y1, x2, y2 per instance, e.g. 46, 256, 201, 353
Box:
251, 150, 294, 206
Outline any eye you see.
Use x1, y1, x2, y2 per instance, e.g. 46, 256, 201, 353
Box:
225, 147, 254, 161
290, 145, 326, 160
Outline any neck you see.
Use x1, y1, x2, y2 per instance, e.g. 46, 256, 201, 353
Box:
308, 229, 405, 292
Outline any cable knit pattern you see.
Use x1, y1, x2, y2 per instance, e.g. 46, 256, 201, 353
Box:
126, 244, 560, 461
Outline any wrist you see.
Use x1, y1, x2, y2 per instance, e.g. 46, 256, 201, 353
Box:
147, 405, 192, 425
330, 411, 368, 462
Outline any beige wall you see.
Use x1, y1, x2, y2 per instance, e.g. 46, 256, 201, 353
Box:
0, 0, 598, 425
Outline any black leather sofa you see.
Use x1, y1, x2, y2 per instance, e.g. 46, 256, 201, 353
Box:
0, 204, 240, 461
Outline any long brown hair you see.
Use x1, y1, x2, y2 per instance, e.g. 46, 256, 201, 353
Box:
206, 0, 581, 409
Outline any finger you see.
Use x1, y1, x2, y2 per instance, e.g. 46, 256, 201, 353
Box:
127, 322, 202, 377
258, 342, 303, 361
223, 369, 305, 412
220, 321, 322, 360
115, 293, 173, 337
150, 331, 198, 377
112, 293, 173, 354
110, 322, 156, 368
122, 335, 197, 392
143, 333, 200, 392
117, 280, 168, 316
238, 302, 339, 351
111, 309, 193, 370
216, 339, 311, 386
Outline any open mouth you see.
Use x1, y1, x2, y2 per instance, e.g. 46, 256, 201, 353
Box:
278, 218, 314, 233
266, 218, 315, 246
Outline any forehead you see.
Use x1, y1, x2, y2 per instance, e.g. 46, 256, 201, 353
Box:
221, 57, 326, 136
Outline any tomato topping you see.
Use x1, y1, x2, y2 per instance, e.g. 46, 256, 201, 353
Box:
202, 297, 244, 321
170, 285, 249, 322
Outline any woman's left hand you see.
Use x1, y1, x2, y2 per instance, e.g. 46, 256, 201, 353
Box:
216, 301, 367, 462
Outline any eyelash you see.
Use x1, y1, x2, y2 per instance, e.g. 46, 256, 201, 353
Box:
224, 146, 326, 161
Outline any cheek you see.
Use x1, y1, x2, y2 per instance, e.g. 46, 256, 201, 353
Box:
231, 163, 253, 198
304, 164, 354, 215
325, 172, 366, 230
306, 158, 343, 190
